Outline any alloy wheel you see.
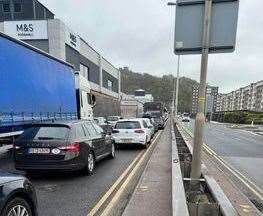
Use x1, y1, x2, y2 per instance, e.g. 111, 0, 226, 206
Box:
7, 205, 29, 216
110, 143, 115, 158
87, 153, 94, 173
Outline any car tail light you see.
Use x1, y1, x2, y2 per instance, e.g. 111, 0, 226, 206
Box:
134, 129, 145, 134
59, 143, 80, 153
112, 130, 119, 133
13, 145, 20, 150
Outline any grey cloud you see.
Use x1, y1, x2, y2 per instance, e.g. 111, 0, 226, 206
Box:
40, 0, 263, 93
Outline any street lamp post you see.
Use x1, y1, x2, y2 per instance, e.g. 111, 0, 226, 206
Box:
175, 55, 180, 116
168, 2, 180, 118
172, 78, 176, 114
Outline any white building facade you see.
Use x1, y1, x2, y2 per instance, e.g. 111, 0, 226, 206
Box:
216, 80, 263, 112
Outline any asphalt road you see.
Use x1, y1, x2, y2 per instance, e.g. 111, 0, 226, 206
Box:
182, 120, 263, 190
0, 144, 142, 216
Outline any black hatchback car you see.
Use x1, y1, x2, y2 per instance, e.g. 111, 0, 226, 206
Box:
0, 170, 38, 216
14, 120, 115, 174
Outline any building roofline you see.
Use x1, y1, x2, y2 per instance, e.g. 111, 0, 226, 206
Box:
79, 36, 120, 73
35, 0, 55, 16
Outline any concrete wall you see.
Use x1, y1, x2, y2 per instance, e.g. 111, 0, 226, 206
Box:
48, 19, 66, 60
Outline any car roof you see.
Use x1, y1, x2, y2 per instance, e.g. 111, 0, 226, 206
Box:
142, 118, 150, 121
117, 118, 144, 122
23, 120, 93, 127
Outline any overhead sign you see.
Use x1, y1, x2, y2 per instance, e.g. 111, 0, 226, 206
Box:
65, 27, 80, 51
174, 0, 239, 55
3, 20, 48, 40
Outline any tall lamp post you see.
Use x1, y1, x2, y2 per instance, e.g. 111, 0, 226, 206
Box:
175, 55, 180, 116
168, 2, 180, 117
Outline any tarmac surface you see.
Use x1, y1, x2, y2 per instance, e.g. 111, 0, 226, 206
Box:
182, 120, 263, 189
0, 143, 142, 216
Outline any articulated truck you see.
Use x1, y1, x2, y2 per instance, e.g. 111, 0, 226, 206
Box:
0, 32, 95, 143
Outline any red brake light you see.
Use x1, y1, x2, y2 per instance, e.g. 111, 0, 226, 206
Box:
59, 143, 80, 153
134, 129, 145, 134
13, 145, 20, 150
112, 130, 119, 133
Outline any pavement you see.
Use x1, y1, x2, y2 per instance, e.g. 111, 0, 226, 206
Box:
123, 120, 172, 216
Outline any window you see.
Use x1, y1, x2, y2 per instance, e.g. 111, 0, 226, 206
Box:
87, 93, 92, 105
75, 124, 86, 138
84, 122, 97, 137
80, 91, 83, 107
80, 64, 89, 80
3, 3, 10, 13
14, 3, 22, 12
142, 121, 148, 128
107, 80, 113, 91
18, 126, 70, 140
92, 123, 104, 134
107, 116, 119, 121
115, 121, 141, 129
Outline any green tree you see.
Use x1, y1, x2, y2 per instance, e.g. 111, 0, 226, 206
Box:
120, 67, 198, 112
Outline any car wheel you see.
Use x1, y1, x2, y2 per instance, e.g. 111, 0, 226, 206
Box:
109, 143, 116, 159
85, 152, 95, 175
2, 197, 33, 216
143, 137, 148, 149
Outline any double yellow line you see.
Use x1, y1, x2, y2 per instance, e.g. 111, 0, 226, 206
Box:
181, 125, 263, 203
87, 131, 162, 216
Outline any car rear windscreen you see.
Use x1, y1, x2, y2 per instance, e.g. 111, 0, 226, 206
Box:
115, 121, 141, 129
150, 111, 161, 118
108, 116, 119, 121
18, 126, 70, 140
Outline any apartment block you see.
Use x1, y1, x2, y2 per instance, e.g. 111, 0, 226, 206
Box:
216, 80, 263, 112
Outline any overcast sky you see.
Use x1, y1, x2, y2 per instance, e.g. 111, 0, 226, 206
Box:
39, 0, 263, 93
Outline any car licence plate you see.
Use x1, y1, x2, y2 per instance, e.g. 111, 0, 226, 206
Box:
28, 148, 50, 154
122, 139, 132, 143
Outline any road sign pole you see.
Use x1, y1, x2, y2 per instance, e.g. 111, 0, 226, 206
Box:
175, 55, 181, 117
190, 0, 212, 186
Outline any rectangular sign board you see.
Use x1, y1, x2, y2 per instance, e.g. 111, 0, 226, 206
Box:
174, 0, 239, 55
3, 20, 48, 40
65, 27, 80, 52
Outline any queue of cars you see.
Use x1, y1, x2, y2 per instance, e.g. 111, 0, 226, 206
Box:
13, 115, 164, 174
0, 114, 166, 216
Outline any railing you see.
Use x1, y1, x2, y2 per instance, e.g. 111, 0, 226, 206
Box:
0, 112, 78, 127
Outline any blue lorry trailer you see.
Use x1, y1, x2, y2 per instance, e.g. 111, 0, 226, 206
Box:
0, 32, 78, 135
